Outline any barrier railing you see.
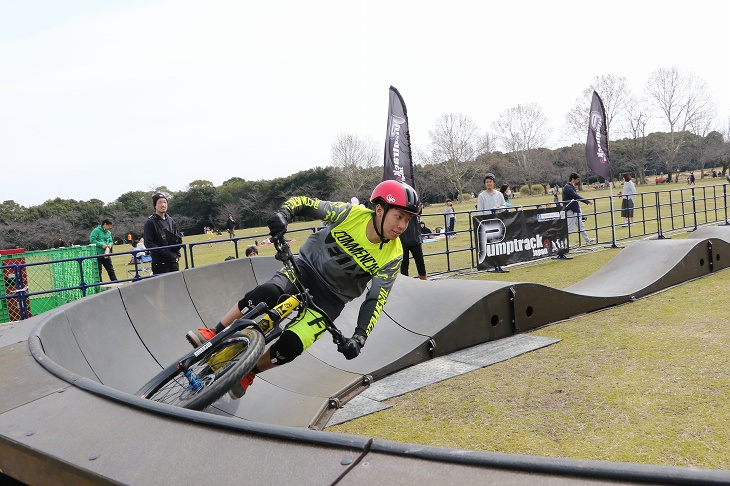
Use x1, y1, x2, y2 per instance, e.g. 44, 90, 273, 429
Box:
2, 183, 728, 322
187, 226, 319, 267
0, 243, 186, 323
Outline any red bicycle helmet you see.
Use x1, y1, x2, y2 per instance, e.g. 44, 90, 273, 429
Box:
370, 180, 420, 215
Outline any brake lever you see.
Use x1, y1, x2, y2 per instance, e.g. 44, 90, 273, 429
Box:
273, 234, 289, 261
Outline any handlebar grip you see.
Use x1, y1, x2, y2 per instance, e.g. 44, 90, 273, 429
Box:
331, 329, 345, 345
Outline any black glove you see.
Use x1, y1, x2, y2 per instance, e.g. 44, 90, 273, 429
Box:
267, 211, 288, 238
338, 333, 366, 360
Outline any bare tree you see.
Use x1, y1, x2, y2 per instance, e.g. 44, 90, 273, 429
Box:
492, 103, 552, 192
624, 96, 653, 184
217, 202, 241, 231
427, 113, 483, 198
238, 193, 275, 228
330, 133, 379, 197
477, 131, 496, 155
719, 116, 730, 178
646, 67, 715, 181
688, 106, 718, 179
562, 74, 631, 144
531, 149, 560, 194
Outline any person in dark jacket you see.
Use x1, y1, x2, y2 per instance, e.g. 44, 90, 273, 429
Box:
419, 221, 432, 237
143, 193, 181, 274
226, 215, 237, 238
400, 202, 428, 280
562, 173, 594, 245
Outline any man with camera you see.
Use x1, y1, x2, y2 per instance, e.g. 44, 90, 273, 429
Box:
143, 193, 182, 274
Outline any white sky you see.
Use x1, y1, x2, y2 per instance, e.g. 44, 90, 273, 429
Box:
2, 0, 728, 207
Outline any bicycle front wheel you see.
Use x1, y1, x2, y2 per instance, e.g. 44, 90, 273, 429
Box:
136, 329, 265, 411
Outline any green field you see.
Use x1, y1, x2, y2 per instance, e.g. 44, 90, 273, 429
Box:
100, 179, 730, 470
108, 172, 727, 278
326, 236, 730, 470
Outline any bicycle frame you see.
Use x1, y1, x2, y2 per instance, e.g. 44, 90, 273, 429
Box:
271, 237, 345, 346
177, 236, 344, 374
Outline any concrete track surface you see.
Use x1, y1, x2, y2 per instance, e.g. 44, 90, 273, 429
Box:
2, 225, 730, 485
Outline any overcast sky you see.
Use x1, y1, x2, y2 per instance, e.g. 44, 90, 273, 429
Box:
2, 0, 728, 207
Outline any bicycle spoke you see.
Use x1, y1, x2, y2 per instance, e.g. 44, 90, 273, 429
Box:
140, 333, 261, 409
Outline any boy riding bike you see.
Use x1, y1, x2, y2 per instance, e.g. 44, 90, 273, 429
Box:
186, 180, 419, 398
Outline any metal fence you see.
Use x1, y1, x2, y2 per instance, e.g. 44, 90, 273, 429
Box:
0, 245, 101, 323
0, 243, 187, 323
2, 183, 728, 323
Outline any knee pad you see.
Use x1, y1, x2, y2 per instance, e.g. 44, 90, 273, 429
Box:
238, 283, 282, 312
268, 329, 304, 366
267, 308, 327, 367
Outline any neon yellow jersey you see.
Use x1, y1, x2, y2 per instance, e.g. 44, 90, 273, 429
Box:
282, 197, 403, 336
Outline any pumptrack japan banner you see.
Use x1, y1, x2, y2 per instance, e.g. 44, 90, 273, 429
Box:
585, 90, 611, 181
382, 86, 414, 187
474, 209, 569, 270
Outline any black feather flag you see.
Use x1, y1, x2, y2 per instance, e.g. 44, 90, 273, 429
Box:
585, 90, 611, 180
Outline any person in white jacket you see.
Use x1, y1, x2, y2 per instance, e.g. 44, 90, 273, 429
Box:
619, 173, 637, 226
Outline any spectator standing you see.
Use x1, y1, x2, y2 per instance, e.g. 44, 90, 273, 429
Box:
551, 184, 561, 207
143, 193, 181, 274
444, 200, 456, 238
90, 218, 118, 282
688, 171, 696, 185
226, 215, 237, 238
562, 173, 594, 245
400, 203, 428, 280
245, 246, 258, 257
477, 173, 505, 215
476, 173, 507, 272
619, 173, 637, 226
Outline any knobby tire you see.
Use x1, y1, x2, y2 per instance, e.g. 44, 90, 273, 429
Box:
135, 329, 265, 411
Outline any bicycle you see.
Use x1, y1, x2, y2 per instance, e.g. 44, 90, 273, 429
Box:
135, 235, 345, 411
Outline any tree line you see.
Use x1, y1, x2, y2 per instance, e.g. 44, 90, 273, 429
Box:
2, 68, 729, 251
2, 127, 728, 252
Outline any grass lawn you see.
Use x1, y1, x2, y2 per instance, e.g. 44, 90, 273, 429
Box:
327, 246, 730, 470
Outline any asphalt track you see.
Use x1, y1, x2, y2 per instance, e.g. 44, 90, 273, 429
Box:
2, 225, 730, 484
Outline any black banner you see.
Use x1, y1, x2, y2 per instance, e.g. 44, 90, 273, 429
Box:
383, 86, 421, 246
383, 86, 414, 187
585, 90, 611, 180
474, 209, 569, 270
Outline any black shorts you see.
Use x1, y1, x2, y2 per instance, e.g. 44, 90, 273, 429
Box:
152, 261, 179, 274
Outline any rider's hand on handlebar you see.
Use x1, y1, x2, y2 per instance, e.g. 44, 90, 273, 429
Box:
338, 333, 366, 360
267, 211, 288, 239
